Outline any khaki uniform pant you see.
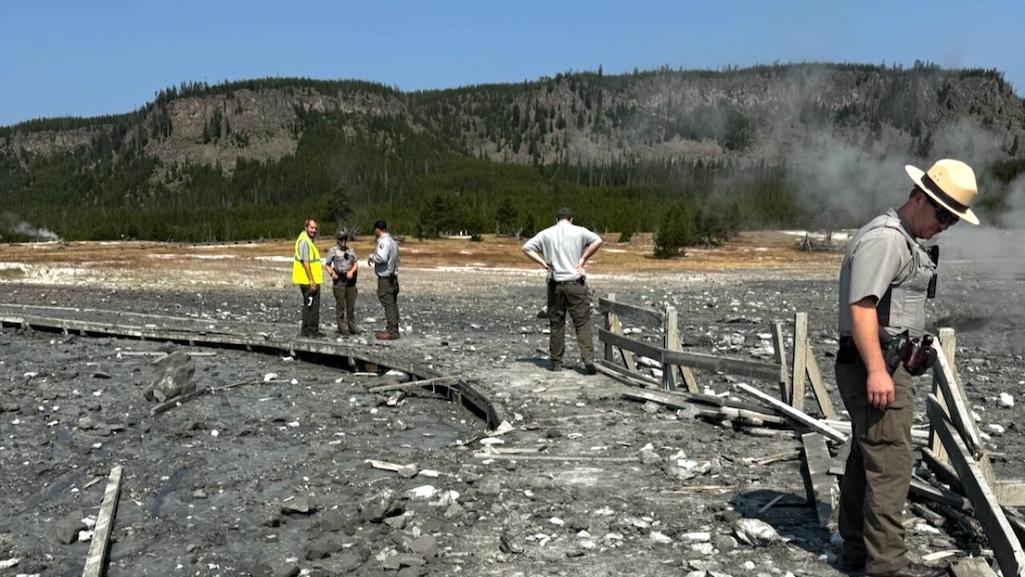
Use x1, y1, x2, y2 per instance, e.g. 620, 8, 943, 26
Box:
547, 280, 594, 364
299, 285, 320, 334
836, 360, 915, 576
332, 282, 357, 332
377, 276, 400, 335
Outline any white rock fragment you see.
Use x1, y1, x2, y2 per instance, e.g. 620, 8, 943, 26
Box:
734, 518, 785, 546
549, 517, 565, 526
680, 531, 711, 542
690, 542, 715, 554
0, 558, 20, 569
915, 523, 941, 535
78, 529, 95, 542
263, 373, 278, 382
478, 437, 504, 446
650, 531, 673, 544
406, 485, 437, 500
986, 424, 1005, 436
418, 469, 439, 478
999, 393, 1014, 408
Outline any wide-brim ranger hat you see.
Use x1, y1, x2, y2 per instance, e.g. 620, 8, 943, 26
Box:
905, 159, 980, 225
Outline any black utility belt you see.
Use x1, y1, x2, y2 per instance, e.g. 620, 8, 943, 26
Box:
837, 332, 937, 376
378, 274, 398, 280
551, 278, 585, 285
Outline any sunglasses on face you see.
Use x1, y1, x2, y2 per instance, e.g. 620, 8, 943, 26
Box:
926, 196, 959, 226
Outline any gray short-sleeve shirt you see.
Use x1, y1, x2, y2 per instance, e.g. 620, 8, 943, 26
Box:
837, 210, 911, 334
522, 220, 601, 282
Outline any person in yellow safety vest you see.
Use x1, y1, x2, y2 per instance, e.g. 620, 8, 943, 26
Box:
293, 218, 324, 337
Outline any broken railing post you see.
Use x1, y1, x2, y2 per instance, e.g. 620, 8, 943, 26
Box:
930, 333, 997, 486
929, 327, 956, 466
791, 313, 809, 411
662, 307, 679, 391
801, 432, 838, 529
771, 321, 790, 403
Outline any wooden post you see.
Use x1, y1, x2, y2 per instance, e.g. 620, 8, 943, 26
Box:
673, 331, 699, 393
771, 321, 790, 402
603, 293, 615, 363
605, 294, 636, 371
801, 433, 838, 529
662, 307, 679, 391
929, 327, 955, 465
791, 313, 809, 410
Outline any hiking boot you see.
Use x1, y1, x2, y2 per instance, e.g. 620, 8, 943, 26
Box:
582, 362, 598, 375
550, 360, 562, 372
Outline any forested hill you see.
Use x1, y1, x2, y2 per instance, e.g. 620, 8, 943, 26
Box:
2, 63, 1024, 242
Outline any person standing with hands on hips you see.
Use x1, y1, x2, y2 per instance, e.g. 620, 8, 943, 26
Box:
367, 219, 400, 340
324, 231, 359, 335
522, 207, 603, 374
835, 159, 980, 577
292, 218, 324, 337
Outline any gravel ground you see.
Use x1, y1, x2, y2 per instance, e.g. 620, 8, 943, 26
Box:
1, 242, 1023, 577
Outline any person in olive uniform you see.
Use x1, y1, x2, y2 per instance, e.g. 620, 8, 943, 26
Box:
836, 159, 979, 577
367, 219, 400, 340
324, 231, 359, 335
522, 207, 603, 374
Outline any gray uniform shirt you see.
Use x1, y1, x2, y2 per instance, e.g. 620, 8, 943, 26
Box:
369, 233, 399, 277
837, 209, 935, 339
522, 220, 601, 282
325, 246, 358, 275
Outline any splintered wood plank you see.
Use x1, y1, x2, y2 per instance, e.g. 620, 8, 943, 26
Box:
801, 432, 837, 528
735, 383, 846, 443
804, 342, 838, 420
829, 437, 852, 476
596, 297, 664, 325
996, 481, 1025, 508
82, 465, 124, 577
927, 394, 1025, 577
791, 313, 809, 411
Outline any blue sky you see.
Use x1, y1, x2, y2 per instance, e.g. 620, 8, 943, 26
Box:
2, 1, 1022, 127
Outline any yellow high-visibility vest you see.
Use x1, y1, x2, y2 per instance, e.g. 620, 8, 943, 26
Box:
291, 231, 323, 285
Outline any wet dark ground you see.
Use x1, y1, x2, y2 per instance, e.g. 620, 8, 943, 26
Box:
0, 260, 1023, 576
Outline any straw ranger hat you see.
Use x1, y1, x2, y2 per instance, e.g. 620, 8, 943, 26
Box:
904, 159, 979, 225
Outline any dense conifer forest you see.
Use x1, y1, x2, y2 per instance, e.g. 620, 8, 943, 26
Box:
2, 63, 1023, 246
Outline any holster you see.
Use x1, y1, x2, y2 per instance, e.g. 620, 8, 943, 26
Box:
884, 331, 936, 376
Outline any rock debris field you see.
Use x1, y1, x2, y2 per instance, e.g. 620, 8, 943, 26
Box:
1, 237, 1024, 577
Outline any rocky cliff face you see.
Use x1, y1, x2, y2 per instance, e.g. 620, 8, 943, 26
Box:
2, 64, 1022, 178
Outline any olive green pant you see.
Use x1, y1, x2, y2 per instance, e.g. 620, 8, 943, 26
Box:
299, 284, 320, 335
376, 275, 400, 335
547, 280, 594, 364
332, 282, 357, 332
836, 360, 915, 576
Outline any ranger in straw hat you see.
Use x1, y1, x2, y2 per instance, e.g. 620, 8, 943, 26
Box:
835, 159, 979, 577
